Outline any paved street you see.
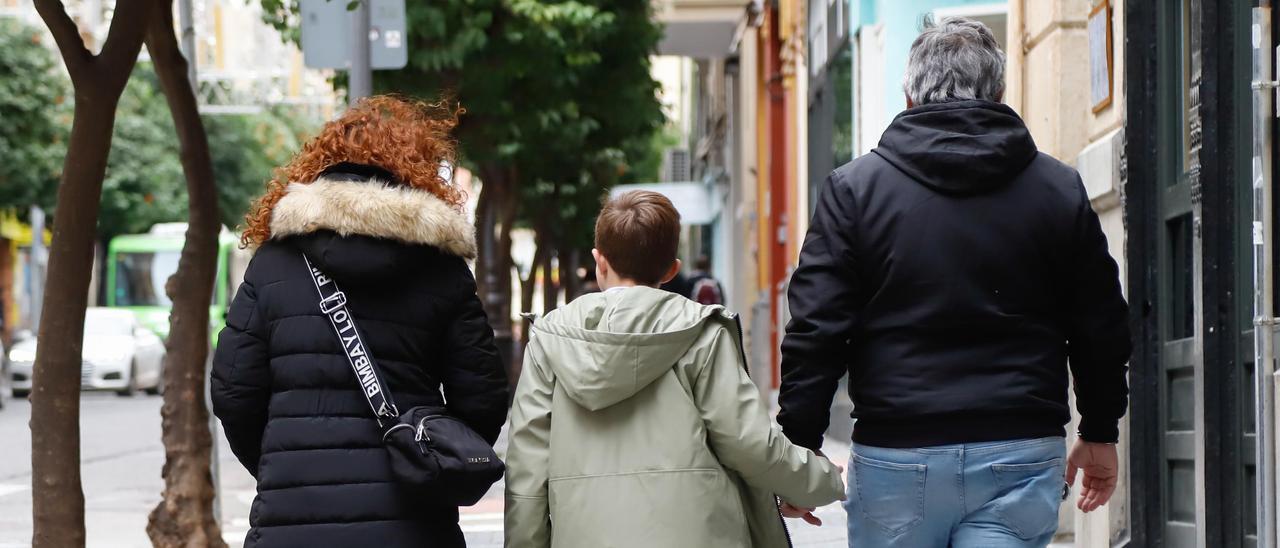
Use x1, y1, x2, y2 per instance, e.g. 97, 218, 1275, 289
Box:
0, 392, 852, 547
0, 393, 257, 548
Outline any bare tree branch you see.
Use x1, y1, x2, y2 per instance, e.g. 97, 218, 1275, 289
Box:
144, 0, 182, 67
98, 0, 154, 85
32, 0, 91, 77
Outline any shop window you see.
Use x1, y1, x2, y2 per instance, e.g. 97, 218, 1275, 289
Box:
1167, 214, 1194, 340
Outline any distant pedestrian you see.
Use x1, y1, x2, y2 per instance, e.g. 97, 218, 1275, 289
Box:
504, 191, 844, 547
659, 266, 691, 297
777, 18, 1131, 548
211, 96, 508, 548
687, 255, 725, 305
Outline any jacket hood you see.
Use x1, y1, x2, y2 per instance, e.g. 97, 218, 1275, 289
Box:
873, 100, 1038, 195
269, 175, 477, 259
529, 287, 724, 411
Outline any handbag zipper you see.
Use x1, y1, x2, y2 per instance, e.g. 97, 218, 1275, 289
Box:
416, 420, 430, 443
414, 414, 453, 443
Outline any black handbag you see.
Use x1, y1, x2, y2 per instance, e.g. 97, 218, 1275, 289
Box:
304, 254, 505, 507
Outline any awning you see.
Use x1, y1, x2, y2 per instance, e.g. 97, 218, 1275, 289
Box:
655, 0, 750, 57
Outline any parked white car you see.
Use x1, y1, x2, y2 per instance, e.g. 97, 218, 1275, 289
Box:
8, 308, 165, 397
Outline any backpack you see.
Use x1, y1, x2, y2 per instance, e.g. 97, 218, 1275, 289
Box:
689, 275, 724, 306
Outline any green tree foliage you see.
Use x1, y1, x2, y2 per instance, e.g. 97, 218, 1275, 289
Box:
0, 21, 305, 237
205, 109, 307, 229
98, 67, 310, 238
0, 19, 70, 215
100, 68, 188, 238
518, 0, 665, 250
259, 0, 665, 245
261, 0, 663, 331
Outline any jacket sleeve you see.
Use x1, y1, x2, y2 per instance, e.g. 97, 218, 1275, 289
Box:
440, 260, 510, 445
1066, 180, 1132, 443
695, 324, 845, 509
504, 335, 553, 548
778, 171, 862, 451
211, 276, 272, 478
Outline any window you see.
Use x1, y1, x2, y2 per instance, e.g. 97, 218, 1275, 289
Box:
1166, 214, 1194, 340
114, 251, 181, 307
832, 45, 853, 170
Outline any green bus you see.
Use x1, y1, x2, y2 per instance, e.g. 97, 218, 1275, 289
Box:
105, 223, 250, 343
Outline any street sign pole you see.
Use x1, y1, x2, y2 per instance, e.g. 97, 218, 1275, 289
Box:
178, 0, 197, 90
28, 206, 44, 331
349, 1, 373, 105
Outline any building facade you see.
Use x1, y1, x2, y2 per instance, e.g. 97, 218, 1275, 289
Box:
1007, 0, 1127, 543
727, 0, 1280, 545
1125, 0, 1275, 546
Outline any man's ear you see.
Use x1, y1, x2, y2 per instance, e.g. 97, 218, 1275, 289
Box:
905, 93, 915, 109
659, 259, 683, 285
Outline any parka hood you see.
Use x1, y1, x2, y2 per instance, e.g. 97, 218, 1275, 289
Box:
269, 175, 477, 258
529, 286, 724, 411
873, 100, 1038, 195
267, 174, 476, 283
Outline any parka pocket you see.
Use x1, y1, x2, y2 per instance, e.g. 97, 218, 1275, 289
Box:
852, 454, 926, 537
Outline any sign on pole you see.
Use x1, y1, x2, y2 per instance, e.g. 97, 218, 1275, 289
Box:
301, 0, 408, 71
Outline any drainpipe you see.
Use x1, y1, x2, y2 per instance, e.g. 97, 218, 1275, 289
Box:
765, 4, 788, 388
1251, 5, 1278, 547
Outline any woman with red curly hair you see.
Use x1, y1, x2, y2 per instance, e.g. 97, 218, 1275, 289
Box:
211, 96, 508, 547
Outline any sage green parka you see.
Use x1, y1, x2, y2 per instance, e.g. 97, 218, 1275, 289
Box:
504, 286, 844, 548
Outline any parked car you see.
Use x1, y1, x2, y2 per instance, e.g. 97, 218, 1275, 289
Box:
8, 308, 165, 398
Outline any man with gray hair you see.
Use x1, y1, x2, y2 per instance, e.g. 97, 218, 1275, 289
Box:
776, 17, 1131, 547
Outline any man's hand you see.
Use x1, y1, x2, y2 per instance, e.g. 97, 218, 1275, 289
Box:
1066, 439, 1119, 513
780, 502, 823, 526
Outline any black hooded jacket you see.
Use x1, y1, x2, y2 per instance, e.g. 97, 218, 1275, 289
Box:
778, 100, 1131, 450
211, 171, 508, 547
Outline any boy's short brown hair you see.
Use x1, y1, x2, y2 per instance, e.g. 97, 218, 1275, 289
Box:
594, 191, 681, 285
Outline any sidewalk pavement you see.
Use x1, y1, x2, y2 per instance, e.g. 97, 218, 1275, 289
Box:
219, 420, 1074, 548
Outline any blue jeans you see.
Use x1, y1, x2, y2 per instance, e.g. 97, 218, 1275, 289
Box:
844, 437, 1067, 548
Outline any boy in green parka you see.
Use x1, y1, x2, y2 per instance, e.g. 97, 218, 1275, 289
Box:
504, 191, 845, 548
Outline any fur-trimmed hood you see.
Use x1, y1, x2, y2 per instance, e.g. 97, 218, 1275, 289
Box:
269, 177, 476, 259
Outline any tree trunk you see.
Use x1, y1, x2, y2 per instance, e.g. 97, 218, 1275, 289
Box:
541, 240, 557, 314
561, 248, 580, 303
473, 172, 492, 299
28, 90, 109, 548
476, 163, 518, 388
29, 2, 152, 546
517, 237, 545, 359
143, 4, 227, 547
540, 183, 561, 313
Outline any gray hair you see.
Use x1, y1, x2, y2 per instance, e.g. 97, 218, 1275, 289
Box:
903, 16, 1006, 106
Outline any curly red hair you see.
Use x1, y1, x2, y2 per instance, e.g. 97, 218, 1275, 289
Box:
241, 95, 463, 248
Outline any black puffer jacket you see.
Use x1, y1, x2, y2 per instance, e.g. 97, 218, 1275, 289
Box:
212, 173, 508, 547
778, 100, 1131, 450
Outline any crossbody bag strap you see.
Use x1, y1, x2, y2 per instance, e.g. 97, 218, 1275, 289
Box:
303, 253, 400, 427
